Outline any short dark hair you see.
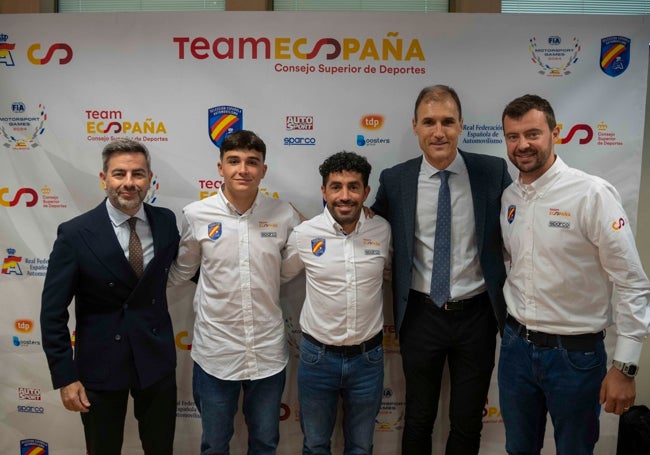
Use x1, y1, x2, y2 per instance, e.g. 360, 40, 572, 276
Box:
220, 130, 266, 160
102, 139, 151, 173
414, 85, 462, 121
502, 94, 557, 130
319, 151, 372, 187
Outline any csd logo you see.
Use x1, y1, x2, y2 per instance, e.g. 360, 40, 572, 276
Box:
556, 124, 593, 145
0, 188, 38, 207
27, 43, 73, 65
175, 331, 192, 350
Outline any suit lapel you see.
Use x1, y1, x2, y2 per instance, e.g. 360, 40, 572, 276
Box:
80, 201, 138, 287
461, 151, 487, 255
400, 157, 421, 261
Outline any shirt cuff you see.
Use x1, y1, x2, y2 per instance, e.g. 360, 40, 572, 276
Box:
613, 335, 644, 363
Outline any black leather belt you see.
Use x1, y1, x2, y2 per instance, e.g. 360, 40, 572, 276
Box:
301, 331, 383, 356
506, 315, 604, 351
412, 290, 487, 311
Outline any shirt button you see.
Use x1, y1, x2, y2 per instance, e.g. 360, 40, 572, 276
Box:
123, 304, 128, 309
152, 328, 158, 335
114, 334, 122, 341
108, 282, 115, 287
151, 299, 156, 305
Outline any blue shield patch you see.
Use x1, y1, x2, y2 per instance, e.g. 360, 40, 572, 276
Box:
507, 205, 516, 224
208, 106, 243, 149
600, 36, 630, 77
311, 238, 326, 256
20, 438, 49, 454
207, 222, 222, 241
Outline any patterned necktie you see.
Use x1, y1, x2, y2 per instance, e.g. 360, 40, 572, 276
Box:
430, 170, 451, 307
128, 217, 144, 277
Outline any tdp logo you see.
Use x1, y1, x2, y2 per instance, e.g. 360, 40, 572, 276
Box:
0, 33, 16, 66
0, 188, 38, 207
28, 43, 73, 65
360, 114, 384, 130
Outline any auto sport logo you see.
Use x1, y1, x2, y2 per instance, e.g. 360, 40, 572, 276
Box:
286, 115, 313, 130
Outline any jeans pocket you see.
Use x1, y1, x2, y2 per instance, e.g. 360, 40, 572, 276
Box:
500, 323, 517, 348
300, 339, 322, 365
364, 345, 384, 364
563, 342, 606, 371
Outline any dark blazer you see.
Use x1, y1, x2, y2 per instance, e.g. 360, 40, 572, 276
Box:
41, 200, 180, 391
371, 150, 512, 335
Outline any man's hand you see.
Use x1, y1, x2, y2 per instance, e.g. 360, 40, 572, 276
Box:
60, 381, 91, 412
599, 367, 635, 415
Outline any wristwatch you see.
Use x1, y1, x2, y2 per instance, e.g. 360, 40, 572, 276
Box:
612, 360, 639, 378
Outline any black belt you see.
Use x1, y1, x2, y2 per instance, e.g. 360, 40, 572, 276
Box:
301, 331, 383, 356
412, 290, 487, 311
506, 315, 604, 351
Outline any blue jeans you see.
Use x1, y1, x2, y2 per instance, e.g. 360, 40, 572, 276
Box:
298, 336, 384, 455
192, 362, 286, 455
498, 323, 607, 455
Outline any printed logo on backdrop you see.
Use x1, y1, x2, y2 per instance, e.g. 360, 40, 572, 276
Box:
0, 186, 68, 208
600, 36, 630, 77
198, 178, 223, 200
360, 114, 384, 131
15, 319, 34, 334
0, 33, 16, 66
483, 397, 502, 424
356, 135, 389, 147
177, 400, 200, 419
20, 438, 48, 454
86, 109, 168, 144
18, 386, 41, 401
208, 105, 242, 149
145, 175, 159, 204
27, 42, 73, 65
555, 121, 623, 147
173, 32, 427, 76
462, 123, 502, 145
528, 35, 581, 77
0, 102, 46, 150
2, 248, 48, 277
377, 387, 405, 432
286, 115, 313, 130
175, 330, 192, 350
284, 136, 316, 146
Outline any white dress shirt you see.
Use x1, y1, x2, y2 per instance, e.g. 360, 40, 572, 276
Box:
282, 207, 391, 346
168, 190, 300, 381
501, 156, 650, 363
412, 153, 486, 300
106, 199, 154, 269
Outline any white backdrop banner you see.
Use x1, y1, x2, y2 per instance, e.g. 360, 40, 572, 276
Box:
1, 11, 648, 455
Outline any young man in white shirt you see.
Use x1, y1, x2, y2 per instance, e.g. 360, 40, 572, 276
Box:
499, 94, 650, 454
282, 151, 391, 454
168, 130, 300, 454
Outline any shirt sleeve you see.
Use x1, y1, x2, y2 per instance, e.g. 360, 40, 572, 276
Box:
167, 210, 201, 287
586, 182, 650, 362
281, 228, 305, 284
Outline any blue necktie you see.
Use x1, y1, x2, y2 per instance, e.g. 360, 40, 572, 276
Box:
430, 170, 451, 307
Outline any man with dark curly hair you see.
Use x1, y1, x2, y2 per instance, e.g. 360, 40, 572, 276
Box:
282, 151, 392, 454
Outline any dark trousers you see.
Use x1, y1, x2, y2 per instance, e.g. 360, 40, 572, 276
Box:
80, 372, 177, 455
400, 291, 497, 455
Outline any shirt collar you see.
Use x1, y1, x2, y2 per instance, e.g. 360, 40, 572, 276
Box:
218, 188, 260, 216
515, 154, 566, 196
323, 205, 365, 236
420, 150, 466, 177
105, 199, 146, 227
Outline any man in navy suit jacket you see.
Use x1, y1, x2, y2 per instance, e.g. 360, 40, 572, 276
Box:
372, 85, 511, 454
41, 139, 180, 455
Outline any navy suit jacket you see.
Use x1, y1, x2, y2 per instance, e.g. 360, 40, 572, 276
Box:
371, 151, 512, 335
41, 200, 180, 391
